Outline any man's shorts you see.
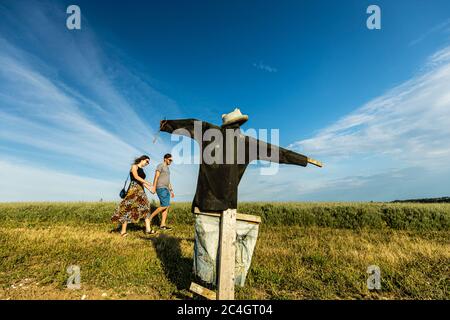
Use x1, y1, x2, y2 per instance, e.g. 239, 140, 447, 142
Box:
156, 188, 170, 207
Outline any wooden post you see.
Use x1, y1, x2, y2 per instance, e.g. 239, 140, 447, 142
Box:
217, 208, 237, 300
307, 157, 323, 167
189, 282, 217, 300
190, 208, 262, 300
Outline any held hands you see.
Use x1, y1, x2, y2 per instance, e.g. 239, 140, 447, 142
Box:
170, 191, 175, 198
144, 182, 154, 193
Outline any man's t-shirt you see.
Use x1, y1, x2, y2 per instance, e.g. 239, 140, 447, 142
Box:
156, 163, 170, 190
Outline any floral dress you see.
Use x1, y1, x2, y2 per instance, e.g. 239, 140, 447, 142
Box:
111, 167, 150, 224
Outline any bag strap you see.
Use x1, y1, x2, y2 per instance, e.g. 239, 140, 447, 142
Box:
123, 173, 130, 189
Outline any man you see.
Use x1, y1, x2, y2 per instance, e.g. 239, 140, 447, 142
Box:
145, 153, 175, 232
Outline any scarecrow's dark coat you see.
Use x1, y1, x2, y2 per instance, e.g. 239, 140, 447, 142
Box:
160, 119, 309, 212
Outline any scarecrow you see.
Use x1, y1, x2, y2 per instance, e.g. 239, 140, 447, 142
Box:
159, 108, 322, 212
159, 108, 322, 299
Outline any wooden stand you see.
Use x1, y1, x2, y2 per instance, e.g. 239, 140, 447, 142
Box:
217, 208, 237, 300
307, 157, 323, 167
189, 282, 216, 300
190, 208, 261, 300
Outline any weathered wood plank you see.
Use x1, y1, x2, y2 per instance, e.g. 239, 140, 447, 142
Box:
193, 207, 261, 224
189, 282, 217, 300
236, 212, 262, 224
217, 208, 236, 300
307, 157, 323, 167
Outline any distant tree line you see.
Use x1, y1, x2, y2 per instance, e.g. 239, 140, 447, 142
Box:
392, 197, 450, 203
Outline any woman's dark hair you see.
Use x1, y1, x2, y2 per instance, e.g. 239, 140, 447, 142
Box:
134, 155, 150, 165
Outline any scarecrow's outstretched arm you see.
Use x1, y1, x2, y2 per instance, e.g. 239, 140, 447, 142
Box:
160, 119, 198, 138
249, 137, 322, 167
276, 144, 323, 167
160, 119, 219, 142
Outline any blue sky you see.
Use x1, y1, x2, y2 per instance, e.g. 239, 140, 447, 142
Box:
1, 0, 450, 202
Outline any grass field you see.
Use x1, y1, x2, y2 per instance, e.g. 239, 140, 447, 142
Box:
0, 202, 449, 300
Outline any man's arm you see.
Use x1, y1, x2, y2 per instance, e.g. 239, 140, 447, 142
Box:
168, 182, 174, 198
152, 170, 160, 193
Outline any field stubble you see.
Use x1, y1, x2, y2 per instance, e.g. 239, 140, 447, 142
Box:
0, 202, 448, 300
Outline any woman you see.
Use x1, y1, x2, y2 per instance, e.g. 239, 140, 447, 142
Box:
111, 155, 155, 237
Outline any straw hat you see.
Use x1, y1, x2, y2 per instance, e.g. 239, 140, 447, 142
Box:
221, 108, 249, 127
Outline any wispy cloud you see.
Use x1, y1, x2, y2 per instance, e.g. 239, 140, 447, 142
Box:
1, 1, 449, 202
290, 46, 450, 168
253, 61, 278, 73
274, 45, 450, 201
409, 18, 450, 46
0, 159, 119, 202
0, 1, 180, 201
239, 164, 450, 202
427, 45, 450, 66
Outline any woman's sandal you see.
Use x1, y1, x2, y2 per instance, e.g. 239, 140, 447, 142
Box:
145, 229, 157, 235
120, 232, 128, 237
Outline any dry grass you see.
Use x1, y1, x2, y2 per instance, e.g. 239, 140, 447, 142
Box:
0, 202, 449, 300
